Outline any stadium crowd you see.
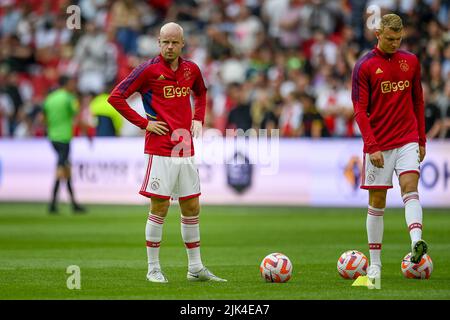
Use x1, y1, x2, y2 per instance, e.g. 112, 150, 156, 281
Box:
0, 0, 449, 139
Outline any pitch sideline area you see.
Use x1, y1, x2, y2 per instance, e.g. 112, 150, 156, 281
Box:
0, 203, 449, 300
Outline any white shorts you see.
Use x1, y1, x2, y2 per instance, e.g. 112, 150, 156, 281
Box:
139, 155, 201, 200
361, 142, 421, 190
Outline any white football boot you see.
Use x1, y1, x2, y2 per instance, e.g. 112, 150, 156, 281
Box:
367, 264, 381, 283
187, 267, 227, 282
146, 269, 168, 283
411, 239, 428, 264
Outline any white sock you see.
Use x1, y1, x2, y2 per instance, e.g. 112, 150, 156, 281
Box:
403, 192, 423, 244
367, 205, 384, 266
146, 213, 165, 272
181, 215, 204, 273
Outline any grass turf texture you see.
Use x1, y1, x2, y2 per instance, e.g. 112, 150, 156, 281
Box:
0, 203, 449, 300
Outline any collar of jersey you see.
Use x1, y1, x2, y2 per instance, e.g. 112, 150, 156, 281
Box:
374, 46, 395, 59
159, 54, 184, 68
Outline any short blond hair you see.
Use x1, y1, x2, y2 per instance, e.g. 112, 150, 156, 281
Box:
378, 14, 403, 33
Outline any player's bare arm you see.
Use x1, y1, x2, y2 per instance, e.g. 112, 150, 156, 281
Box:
419, 145, 426, 162
146, 120, 169, 135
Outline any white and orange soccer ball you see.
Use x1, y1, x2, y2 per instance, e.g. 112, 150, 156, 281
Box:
401, 253, 433, 279
260, 253, 293, 283
337, 250, 368, 279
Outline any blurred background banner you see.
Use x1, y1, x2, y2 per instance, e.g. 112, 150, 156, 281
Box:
1, 138, 448, 207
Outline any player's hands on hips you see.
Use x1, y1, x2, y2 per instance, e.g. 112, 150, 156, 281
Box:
370, 151, 384, 168
419, 145, 426, 162
146, 120, 169, 135
191, 120, 202, 138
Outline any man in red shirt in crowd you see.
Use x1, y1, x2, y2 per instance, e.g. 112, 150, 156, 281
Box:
352, 14, 428, 283
108, 22, 226, 283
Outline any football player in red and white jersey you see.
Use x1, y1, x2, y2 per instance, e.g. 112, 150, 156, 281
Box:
352, 14, 428, 283
108, 22, 226, 283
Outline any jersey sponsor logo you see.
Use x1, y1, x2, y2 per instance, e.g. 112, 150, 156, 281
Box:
375, 67, 383, 74
163, 85, 191, 98
380, 80, 410, 93
157, 74, 166, 80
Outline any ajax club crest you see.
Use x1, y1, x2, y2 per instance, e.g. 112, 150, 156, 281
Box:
183, 68, 192, 80
399, 59, 409, 72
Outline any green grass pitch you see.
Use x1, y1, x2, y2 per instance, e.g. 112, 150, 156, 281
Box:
0, 202, 449, 300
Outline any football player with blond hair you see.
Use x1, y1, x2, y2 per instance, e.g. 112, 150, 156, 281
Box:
352, 14, 428, 282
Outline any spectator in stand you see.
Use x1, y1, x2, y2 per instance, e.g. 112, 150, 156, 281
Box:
2, 34, 35, 73
261, 102, 282, 136
90, 88, 123, 136
229, 5, 264, 57
110, 0, 141, 55
440, 80, 450, 138
2, 70, 23, 136
310, 28, 338, 68
250, 89, 275, 131
0, 92, 13, 137
73, 21, 117, 95
0, 1, 22, 37
226, 83, 253, 132
423, 83, 443, 140
261, 0, 289, 46
336, 78, 360, 137
277, 0, 309, 50
299, 93, 329, 138
279, 90, 303, 137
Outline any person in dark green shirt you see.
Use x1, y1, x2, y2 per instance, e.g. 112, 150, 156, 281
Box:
43, 75, 86, 214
